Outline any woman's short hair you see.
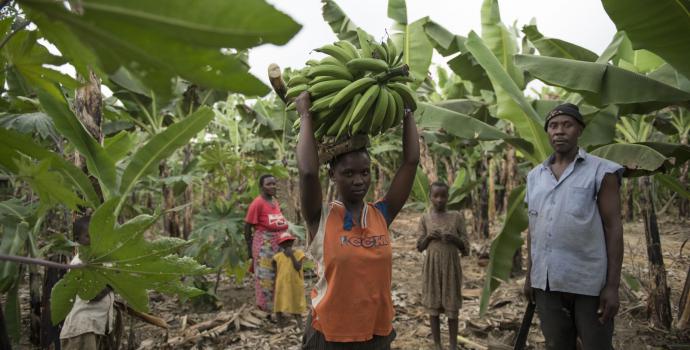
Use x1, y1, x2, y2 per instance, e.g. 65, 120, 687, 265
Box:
430, 181, 449, 191
258, 174, 274, 187
327, 148, 370, 170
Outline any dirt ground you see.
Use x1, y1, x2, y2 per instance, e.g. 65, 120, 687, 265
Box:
14, 211, 690, 349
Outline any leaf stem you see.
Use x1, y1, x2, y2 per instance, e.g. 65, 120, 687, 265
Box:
0, 254, 84, 270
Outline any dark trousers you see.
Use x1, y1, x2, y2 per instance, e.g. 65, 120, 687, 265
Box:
302, 312, 396, 350
534, 288, 614, 350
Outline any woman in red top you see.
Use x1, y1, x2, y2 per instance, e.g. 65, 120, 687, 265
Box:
295, 91, 420, 349
244, 174, 289, 312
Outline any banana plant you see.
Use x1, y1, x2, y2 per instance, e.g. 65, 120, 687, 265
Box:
601, 0, 690, 80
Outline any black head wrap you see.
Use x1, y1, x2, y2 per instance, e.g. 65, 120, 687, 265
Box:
544, 103, 585, 131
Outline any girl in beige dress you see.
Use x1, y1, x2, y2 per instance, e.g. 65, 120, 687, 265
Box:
417, 182, 469, 350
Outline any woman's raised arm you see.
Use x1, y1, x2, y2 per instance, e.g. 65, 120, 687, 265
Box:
382, 109, 420, 223
295, 92, 323, 240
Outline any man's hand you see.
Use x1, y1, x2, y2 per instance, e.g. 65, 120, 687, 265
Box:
295, 91, 312, 117
597, 284, 619, 324
523, 277, 534, 304
429, 230, 442, 240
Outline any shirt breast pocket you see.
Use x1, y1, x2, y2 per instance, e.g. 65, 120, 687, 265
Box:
566, 185, 593, 218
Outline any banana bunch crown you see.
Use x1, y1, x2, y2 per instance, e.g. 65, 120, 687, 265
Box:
286, 36, 418, 141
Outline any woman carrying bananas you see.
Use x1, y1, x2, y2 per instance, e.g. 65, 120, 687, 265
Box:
295, 91, 420, 349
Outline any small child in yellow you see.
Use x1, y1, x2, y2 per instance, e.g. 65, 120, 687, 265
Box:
272, 232, 306, 326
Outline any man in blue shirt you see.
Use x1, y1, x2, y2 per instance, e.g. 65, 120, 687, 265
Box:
523, 103, 624, 349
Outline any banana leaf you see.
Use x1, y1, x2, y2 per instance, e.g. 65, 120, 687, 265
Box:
321, 0, 363, 44
515, 54, 690, 114
590, 143, 668, 176
648, 64, 690, 92
118, 107, 214, 213
423, 20, 466, 57
36, 85, 117, 199
465, 32, 550, 163
655, 173, 690, 201
480, 0, 523, 88
447, 52, 493, 93
399, 18, 433, 90
387, 0, 407, 24
416, 102, 539, 163
20, 0, 293, 99
602, 0, 690, 80
521, 24, 598, 62
479, 185, 527, 315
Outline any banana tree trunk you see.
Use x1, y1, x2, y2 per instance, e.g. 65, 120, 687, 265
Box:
182, 145, 193, 239
41, 263, 65, 348
678, 266, 690, 329
488, 157, 496, 222
474, 157, 490, 239
160, 161, 181, 237
639, 176, 673, 329
0, 300, 11, 350
29, 265, 41, 346
419, 131, 437, 182
442, 156, 456, 184
679, 135, 689, 219
374, 165, 385, 200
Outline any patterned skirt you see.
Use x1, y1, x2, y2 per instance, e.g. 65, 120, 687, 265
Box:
252, 230, 281, 312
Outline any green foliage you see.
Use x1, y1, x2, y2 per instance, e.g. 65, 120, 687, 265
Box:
465, 32, 550, 163
36, 85, 118, 197
19, 0, 301, 99
521, 24, 598, 62
320, 0, 362, 44
118, 107, 214, 211
601, 0, 690, 80
0, 127, 100, 207
15, 158, 84, 215
51, 198, 211, 324
479, 185, 527, 315
423, 20, 466, 57
515, 54, 690, 114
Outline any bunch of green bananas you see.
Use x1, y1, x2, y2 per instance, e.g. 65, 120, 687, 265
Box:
286, 38, 417, 140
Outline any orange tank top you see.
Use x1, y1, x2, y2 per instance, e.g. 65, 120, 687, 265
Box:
307, 200, 394, 342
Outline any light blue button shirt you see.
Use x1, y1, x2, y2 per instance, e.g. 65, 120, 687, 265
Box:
526, 148, 623, 296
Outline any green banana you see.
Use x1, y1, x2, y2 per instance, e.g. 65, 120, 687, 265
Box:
309, 91, 339, 112
357, 28, 373, 58
372, 42, 388, 62
335, 40, 360, 60
287, 74, 309, 87
336, 94, 361, 139
385, 37, 397, 66
320, 56, 346, 67
381, 86, 398, 132
309, 75, 338, 85
329, 77, 376, 109
389, 75, 415, 83
388, 82, 417, 111
306, 59, 320, 66
307, 64, 353, 80
286, 84, 308, 99
369, 87, 390, 135
389, 89, 405, 127
349, 84, 380, 134
315, 44, 352, 64
324, 102, 351, 137
346, 58, 389, 74
308, 79, 351, 98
